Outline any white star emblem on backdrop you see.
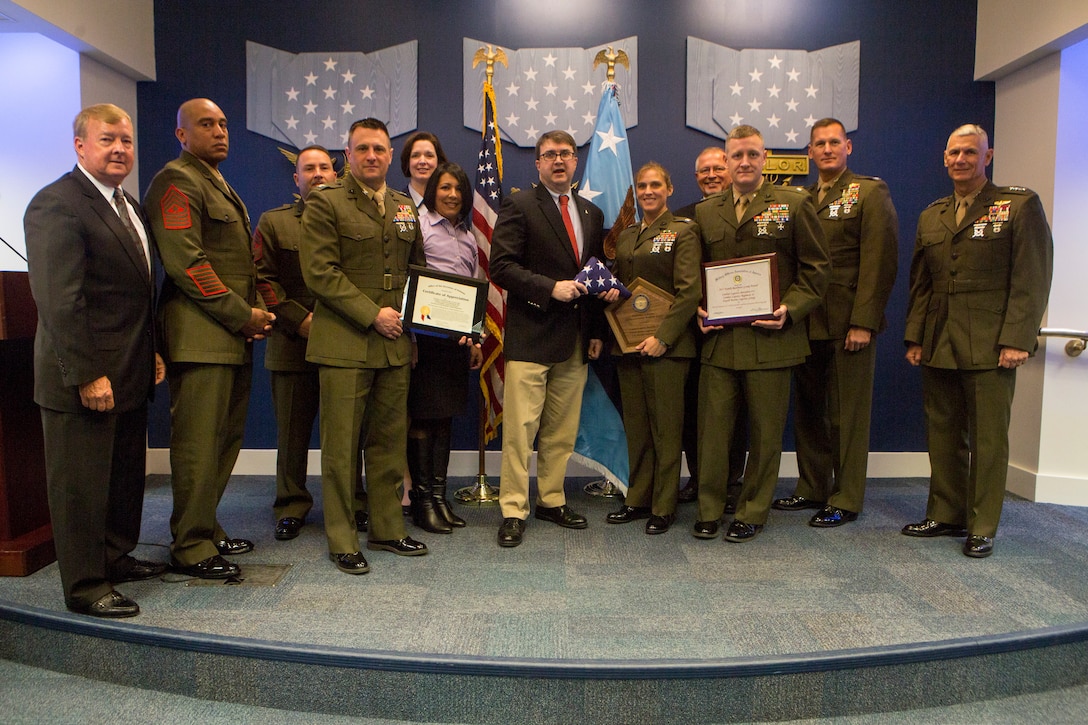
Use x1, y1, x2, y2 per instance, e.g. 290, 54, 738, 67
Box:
686, 39, 858, 148
462, 38, 639, 148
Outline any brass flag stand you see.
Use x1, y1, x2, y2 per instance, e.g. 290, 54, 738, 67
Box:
455, 44, 507, 507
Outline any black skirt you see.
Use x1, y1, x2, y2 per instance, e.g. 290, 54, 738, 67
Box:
408, 334, 471, 419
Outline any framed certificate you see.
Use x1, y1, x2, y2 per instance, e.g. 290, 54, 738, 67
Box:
402, 265, 487, 341
702, 253, 780, 326
605, 278, 675, 354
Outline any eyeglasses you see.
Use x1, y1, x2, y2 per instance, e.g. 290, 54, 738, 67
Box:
539, 150, 576, 161
696, 166, 727, 176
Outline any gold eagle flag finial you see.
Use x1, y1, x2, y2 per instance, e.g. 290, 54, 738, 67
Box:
592, 46, 630, 84
472, 44, 509, 87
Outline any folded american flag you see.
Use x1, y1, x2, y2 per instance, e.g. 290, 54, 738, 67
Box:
575, 256, 631, 298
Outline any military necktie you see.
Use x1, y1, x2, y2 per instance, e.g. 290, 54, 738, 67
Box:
375, 189, 386, 217
955, 198, 969, 225
734, 194, 749, 222
818, 183, 833, 204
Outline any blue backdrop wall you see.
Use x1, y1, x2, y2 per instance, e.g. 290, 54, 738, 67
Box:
140, 0, 993, 453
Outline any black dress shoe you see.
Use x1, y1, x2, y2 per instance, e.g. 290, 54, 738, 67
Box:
692, 520, 720, 539
366, 537, 428, 556
606, 505, 651, 524
355, 510, 369, 532
771, 495, 824, 511
275, 517, 304, 540
645, 514, 676, 535
215, 538, 254, 555
809, 506, 859, 528
534, 505, 588, 529
677, 482, 698, 504
723, 520, 764, 542
964, 535, 994, 558
900, 519, 968, 538
69, 590, 139, 618
171, 555, 240, 579
498, 518, 525, 547
108, 557, 168, 583
329, 551, 370, 574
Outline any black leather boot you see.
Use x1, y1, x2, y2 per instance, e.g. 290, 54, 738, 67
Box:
407, 434, 451, 534
430, 424, 466, 527
432, 478, 466, 528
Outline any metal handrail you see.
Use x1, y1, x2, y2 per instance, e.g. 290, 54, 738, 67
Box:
1039, 328, 1088, 357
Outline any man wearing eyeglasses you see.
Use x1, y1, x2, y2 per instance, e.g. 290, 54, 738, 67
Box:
490, 130, 617, 548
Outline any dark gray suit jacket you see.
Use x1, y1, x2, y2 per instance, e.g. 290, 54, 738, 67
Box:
25, 167, 156, 413
490, 184, 606, 364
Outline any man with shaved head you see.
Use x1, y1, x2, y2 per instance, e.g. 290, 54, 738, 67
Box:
144, 98, 275, 579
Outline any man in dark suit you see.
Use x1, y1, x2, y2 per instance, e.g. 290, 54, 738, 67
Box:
773, 118, 899, 527
145, 98, 275, 579
24, 103, 166, 618
490, 130, 616, 548
903, 124, 1052, 558
693, 125, 829, 543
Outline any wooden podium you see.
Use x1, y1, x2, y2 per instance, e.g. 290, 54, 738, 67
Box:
0, 271, 54, 575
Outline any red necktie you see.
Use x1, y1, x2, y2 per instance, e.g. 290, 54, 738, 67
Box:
560, 194, 579, 261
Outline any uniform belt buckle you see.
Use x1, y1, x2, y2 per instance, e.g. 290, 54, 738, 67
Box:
383, 273, 393, 291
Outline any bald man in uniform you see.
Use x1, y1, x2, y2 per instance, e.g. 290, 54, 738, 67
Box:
145, 98, 274, 579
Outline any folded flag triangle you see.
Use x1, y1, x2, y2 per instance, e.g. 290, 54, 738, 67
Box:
575, 256, 631, 298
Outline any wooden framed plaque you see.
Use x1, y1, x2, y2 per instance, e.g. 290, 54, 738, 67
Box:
702, 252, 780, 326
402, 265, 487, 341
605, 278, 675, 354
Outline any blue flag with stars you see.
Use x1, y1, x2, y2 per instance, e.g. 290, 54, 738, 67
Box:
578, 83, 636, 228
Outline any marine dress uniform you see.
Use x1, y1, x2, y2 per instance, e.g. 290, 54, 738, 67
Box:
904, 181, 1052, 539
790, 170, 898, 515
610, 212, 702, 523
300, 173, 426, 555
254, 200, 320, 526
694, 182, 829, 533
145, 150, 262, 567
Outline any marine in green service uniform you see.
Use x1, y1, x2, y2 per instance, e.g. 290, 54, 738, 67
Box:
775, 118, 899, 527
606, 162, 702, 535
903, 124, 1053, 559
144, 98, 274, 580
300, 118, 428, 575
693, 125, 829, 544
254, 145, 343, 542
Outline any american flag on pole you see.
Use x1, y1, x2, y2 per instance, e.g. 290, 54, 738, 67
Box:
471, 80, 507, 443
